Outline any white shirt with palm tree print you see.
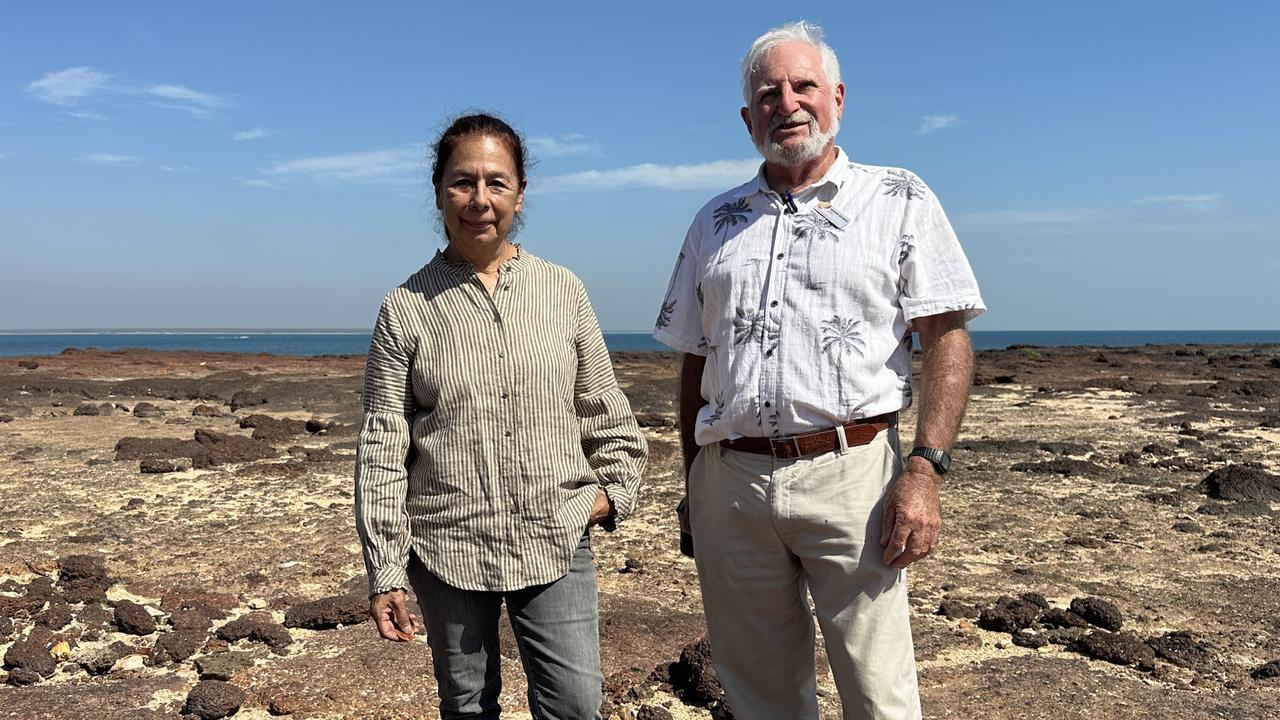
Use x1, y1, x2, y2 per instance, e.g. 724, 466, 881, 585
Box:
653, 147, 985, 446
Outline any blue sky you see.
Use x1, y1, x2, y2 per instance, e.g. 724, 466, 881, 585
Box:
2, 2, 1276, 331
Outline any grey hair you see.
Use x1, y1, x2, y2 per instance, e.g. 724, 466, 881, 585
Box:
740, 21, 842, 104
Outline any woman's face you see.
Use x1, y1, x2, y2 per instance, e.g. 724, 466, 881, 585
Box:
436, 134, 524, 249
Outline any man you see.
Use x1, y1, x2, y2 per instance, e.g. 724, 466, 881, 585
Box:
652, 21, 985, 720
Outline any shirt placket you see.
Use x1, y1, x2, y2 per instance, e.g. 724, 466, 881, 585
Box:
759, 193, 790, 437
472, 272, 520, 552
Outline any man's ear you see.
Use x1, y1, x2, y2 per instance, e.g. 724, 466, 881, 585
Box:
740, 106, 753, 137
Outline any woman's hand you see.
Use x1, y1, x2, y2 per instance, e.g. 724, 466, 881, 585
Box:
369, 589, 421, 642
587, 488, 614, 527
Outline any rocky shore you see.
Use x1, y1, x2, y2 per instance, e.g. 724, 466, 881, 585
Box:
1, 344, 1278, 719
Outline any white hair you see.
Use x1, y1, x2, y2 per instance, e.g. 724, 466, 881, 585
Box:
740, 21, 842, 104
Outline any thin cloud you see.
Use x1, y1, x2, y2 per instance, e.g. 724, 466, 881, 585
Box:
917, 113, 959, 135
539, 158, 761, 194
263, 147, 421, 185
957, 208, 1101, 227
243, 179, 276, 188
24, 66, 228, 115
25, 67, 112, 105
232, 128, 275, 142
64, 110, 106, 121
1133, 193, 1221, 209
528, 133, 601, 158
81, 153, 145, 166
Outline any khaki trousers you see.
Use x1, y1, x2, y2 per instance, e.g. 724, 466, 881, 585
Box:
688, 429, 922, 720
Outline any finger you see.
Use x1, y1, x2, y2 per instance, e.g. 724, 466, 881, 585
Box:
374, 613, 401, 641
891, 535, 932, 570
879, 502, 897, 546
882, 524, 912, 566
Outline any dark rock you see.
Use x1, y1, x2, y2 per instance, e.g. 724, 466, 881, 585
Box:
1172, 520, 1202, 533
936, 599, 981, 619
125, 497, 146, 509
0, 616, 13, 639
1011, 630, 1048, 649
305, 418, 333, 434
1019, 592, 1049, 609
37, 600, 73, 630
1044, 627, 1086, 645
1010, 459, 1106, 477
17, 360, 39, 369
668, 636, 723, 705
1147, 631, 1216, 670
217, 614, 293, 652
283, 594, 368, 630
162, 592, 235, 619
0, 414, 13, 423
153, 629, 206, 664
239, 414, 308, 443
1064, 536, 1107, 548
132, 401, 164, 418
140, 458, 191, 473
1069, 631, 1156, 670
229, 391, 268, 412
116, 430, 276, 468
1117, 451, 1143, 467
620, 557, 645, 574
192, 404, 226, 417
73, 402, 115, 416
11, 446, 41, 460
1039, 442, 1094, 456
1199, 465, 1280, 502
169, 608, 213, 632
1196, 500, 1271, 517
3, 639, 56, 677
978, 596, 1041, 633
59, 554, 110, 595
1069, 597, 1123, 631
79, 641, 130, 676
7, 667, 43, 685
195, 651, 254, 681
636, 705, 676, 720
184, 679, 246, 719
635, 412, 677, 428
114, 600, 157, 635
1252, 659, 1280, 680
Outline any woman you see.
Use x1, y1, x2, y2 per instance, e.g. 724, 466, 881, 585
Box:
354, 113, 647, 719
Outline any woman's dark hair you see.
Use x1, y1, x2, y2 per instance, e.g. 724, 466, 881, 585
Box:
430, 113, 530, 192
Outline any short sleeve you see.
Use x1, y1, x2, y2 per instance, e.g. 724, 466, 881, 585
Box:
653, 218, 708, 355
898, 175, 986, 324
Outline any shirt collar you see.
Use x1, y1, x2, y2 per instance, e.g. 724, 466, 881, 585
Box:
429, 243, 530, 278
731, 146, 851, 199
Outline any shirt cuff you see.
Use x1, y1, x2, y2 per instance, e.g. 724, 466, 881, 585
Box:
367, 565, 410, 597
600, 482, 636, 531
653, 327, 707, 356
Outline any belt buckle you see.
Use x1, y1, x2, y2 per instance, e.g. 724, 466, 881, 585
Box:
769, 436, 801, 459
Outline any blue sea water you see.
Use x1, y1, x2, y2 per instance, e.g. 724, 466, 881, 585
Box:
0, 330, 1278, 358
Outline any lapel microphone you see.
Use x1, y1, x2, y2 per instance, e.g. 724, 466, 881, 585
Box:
783, 191, 798, 214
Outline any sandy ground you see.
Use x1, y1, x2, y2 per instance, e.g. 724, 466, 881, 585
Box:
0, 344, 1278, 719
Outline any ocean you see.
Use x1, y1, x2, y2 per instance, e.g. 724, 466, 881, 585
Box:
1, 330, 1278, 358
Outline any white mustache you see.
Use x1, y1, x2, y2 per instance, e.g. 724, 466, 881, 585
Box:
770, 110, 816, 132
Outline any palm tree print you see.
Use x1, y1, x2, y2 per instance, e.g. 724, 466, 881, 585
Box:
703, 391, 725, 426
820, 316, 866, 407
713, 198, 752, 242
732, 307, 767, 346
794, 211, 840, 289
882, 170, 927, 200
655, 252, 684, 328
897, 234, 915, 297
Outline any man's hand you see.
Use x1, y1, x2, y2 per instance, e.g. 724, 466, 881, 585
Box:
879, 459, 942, 569
587, 488, 614, 527
369, 589, 421, 642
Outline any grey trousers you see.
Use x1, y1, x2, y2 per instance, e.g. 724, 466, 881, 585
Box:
688, 430, 922, 720
407, 533, 604, 720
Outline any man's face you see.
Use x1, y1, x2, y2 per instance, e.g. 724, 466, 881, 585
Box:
741, 41, 845, 167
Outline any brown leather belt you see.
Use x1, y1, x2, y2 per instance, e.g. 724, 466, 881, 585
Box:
720, 412, 897, 460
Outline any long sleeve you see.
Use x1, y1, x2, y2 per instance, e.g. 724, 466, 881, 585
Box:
353, 297, 416, 595
572, 281, 647, 526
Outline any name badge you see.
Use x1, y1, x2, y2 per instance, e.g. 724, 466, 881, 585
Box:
815, 203, 850, 229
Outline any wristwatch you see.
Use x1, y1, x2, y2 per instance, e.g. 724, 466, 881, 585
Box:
908, 447, 952, 475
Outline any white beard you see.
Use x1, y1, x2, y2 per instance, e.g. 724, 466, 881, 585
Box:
756, 111, 839, 167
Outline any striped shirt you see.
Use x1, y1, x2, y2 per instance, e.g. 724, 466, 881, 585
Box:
354, 248, 647, 594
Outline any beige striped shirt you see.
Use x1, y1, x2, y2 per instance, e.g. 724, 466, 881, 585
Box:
354, 248, 646, 594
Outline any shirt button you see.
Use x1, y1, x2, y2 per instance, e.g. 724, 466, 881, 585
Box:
776, 253, 784, 259
764, 401, 772, 408
770, 300, 778, 307
501, 392, 509, 399
504, 430, 512, 437
765, 349, 774, 357
498, 352, 505, 358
